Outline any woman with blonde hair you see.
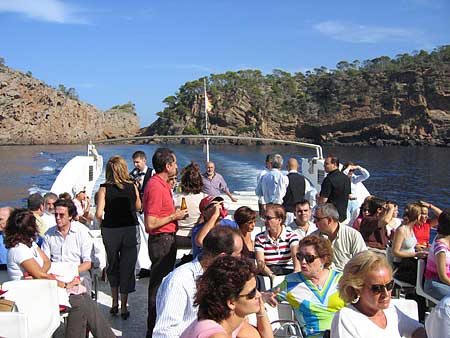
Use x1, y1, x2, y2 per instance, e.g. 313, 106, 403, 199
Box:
96, 155, 141, 319
331, 251, 426, 338
391, 202, 428, 285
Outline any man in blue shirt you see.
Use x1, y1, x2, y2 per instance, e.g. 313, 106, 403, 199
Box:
191, 196, 237, 257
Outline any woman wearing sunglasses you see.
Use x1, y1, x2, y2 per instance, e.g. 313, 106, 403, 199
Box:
266, 235, 345, 338
180, 255, 273, 338
331, 251, 426, 338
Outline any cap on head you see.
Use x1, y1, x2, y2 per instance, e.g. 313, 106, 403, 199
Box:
199, 196, 224, 213
72, 184, 86, 197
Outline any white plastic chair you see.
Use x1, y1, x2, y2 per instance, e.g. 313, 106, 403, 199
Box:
391, 298, 419, 320
2, 279, 61, 338
416, 259, 440, 305
248, 301, 296, 327
0, 312, 29, 338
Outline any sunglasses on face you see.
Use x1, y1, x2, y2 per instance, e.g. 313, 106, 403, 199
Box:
263, 215, 278, 221
238, 287, 257, 300
313, 215, 327, 222
296, 253, 319, 264
370, 280, 395, 294
55, 213, 67, 218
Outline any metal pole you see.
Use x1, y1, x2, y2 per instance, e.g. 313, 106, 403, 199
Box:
204, 78, 210, 162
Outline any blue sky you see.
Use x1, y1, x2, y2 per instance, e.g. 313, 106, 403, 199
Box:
1, 0, 449, 127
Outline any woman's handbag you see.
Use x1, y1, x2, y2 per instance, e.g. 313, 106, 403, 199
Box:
0, 298, 16, 312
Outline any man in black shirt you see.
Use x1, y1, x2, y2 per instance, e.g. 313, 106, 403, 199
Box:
282, 157, 306, 225
318, 155, 350, 223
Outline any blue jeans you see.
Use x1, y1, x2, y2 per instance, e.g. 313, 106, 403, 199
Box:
424, 278, 450, 301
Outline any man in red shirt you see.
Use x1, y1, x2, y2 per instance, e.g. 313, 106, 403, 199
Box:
143, 148, 188, 338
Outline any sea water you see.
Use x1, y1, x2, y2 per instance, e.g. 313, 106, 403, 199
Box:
0, 144, 449, 210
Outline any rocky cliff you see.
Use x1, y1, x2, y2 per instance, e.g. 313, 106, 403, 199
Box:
0, 66, 140, 145
144, 47, 450, 147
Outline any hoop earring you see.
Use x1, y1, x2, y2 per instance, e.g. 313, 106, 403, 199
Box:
351, 295, 360, 304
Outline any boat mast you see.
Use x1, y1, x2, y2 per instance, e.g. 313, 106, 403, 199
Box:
204, 77, 210, 162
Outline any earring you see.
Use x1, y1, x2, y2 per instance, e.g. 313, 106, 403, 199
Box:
351, 295, 360, 304
320, 264, 324, 269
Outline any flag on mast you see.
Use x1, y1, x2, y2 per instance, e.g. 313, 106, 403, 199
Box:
205, 95, 213, 113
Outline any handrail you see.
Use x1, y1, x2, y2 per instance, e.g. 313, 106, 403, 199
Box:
96, 134, 323, 159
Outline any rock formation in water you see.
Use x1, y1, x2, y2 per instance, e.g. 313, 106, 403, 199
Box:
0, 65, 140, 145
144, 47, 450, 146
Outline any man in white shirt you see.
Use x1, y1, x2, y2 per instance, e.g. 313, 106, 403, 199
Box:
153, 226, 243, 338
256, 154, 273, 217
130, 150, 154, 198
342, 162, 370, 223
287, 200, 317, 240
255, 153, 288, 211
42, 198, 94, 292
41, 192, 58, 229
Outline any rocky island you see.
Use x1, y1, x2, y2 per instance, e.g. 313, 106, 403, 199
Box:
0, 64, 140, 145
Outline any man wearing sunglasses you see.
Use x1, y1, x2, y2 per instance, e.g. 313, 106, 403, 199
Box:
312, 203, 366, 272
153, 226, 244, 338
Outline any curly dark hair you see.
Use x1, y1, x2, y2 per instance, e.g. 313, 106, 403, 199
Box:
299, 235, 334, 269
4, 209, 38, 249
195, 256, 257, 322
180, 161, 203, 194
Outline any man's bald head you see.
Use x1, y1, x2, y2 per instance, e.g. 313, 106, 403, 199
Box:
0, 207, 13, 231
287, 157, 299, 171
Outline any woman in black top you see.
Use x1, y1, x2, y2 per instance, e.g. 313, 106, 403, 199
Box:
96, 155, 141, 319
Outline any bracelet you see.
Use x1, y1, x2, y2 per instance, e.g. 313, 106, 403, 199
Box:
256, 313, 268, 317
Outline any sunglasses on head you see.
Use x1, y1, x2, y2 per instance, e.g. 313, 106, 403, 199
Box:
238, 287, 257, 300
370, 280, 395, 294
296, 253, 319, 264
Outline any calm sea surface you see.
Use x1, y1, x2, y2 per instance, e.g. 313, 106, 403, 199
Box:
0, 144, 449, 211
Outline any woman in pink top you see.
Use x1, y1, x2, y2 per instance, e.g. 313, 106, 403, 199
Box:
180, 256, 273, 338
425, 209, 450, 300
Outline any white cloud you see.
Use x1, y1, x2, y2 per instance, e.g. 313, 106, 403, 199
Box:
314, 21, 422, 44
0, 0, 88, 24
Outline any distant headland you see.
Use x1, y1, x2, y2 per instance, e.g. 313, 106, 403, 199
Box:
1, 47, 449, 146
